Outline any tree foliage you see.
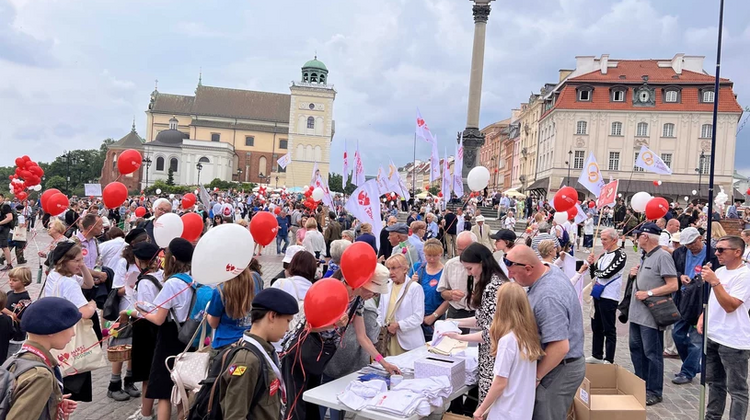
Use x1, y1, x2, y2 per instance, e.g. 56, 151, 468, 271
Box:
328, 172, 356, 195
166, 168, 175, 186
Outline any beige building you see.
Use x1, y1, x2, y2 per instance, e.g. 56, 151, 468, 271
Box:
527, 54, 743, 202
140, 57, 335, 188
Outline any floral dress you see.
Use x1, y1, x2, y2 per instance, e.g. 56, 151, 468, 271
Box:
475, 273, 506, 404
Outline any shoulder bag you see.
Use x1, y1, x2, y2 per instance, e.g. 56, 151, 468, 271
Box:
376, 279, 415, 356
167, 303, 211, 410
636, 274, 680, 328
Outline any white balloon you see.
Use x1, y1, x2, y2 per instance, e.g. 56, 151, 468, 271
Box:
312, 187, 325, 201
192, 224, 255, 285
153, 213, 184, 247
467, 166, 490, 192
303, 185, 309, 190
33, 184, 42, 192
684, 196, 690, 202
691, 190, 697, 195
156, 188, 162, 194
389, 201, 394, 206
631, 192, 652, 213
553, 211, 568, 224
169, 194, 175, 199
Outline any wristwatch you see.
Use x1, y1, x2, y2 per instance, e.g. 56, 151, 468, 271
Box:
647, 290, 654, 297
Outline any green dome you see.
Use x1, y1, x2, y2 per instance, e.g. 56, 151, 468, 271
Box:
303, 58, 328, 72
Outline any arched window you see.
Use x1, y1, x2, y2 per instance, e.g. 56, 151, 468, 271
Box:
199, 156, 210, 163
314, 145, 322, 162
575, 121, 587, 135
662, 123, 675, 137
636, 122, 649, 137
307, 116, 315, 129
258, 157, 267, 176
156, 156, 165, 171
305, 145, 313, 161
169, 158, 178, 172
296, 144, 305, 160
611, 122, 622, 136
112, 153, 117, 164
701, 124, 713, 139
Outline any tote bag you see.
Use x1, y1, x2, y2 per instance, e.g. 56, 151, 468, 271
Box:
50, 318, 108, 377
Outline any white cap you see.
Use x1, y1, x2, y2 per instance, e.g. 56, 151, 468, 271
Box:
283, 245, 306, 264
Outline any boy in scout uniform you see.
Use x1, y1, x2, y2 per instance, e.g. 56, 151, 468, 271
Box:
5, 297, 81, 419
220, 288, 299, 420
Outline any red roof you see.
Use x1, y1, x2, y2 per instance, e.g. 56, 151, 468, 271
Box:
569, 60, 731, 84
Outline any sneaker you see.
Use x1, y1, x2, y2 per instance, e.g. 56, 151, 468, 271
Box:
585, 356, 604, 364
124, 382, 141, 398
646, 394, 663, 406
672, 374, 692, 385
127, 410, 153, 420
107, 389, 131, 401
603, 360, 613, 364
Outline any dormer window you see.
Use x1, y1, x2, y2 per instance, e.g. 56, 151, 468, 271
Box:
577, 86, 593, 102
701, 88, 715, 103
610, 87, 627, 102
663, 87, 681, 103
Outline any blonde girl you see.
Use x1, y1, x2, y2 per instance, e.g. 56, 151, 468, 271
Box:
474, 282, 544, 420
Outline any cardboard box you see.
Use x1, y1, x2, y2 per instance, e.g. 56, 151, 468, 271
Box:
414, 355, 465, 392
572, 364, 646, 420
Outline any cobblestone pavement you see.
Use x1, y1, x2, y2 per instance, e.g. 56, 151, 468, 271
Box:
8, 226, 740, 419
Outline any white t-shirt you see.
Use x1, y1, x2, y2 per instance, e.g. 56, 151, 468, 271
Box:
487, 332, 536, 420
659, 230, 673, 248
707, 265, 750, 350
152, 274, 193, 323
583, 218, 594, 235
99, 237, 126, 270
272, 275, 312, 301
43, 271, 89, 309
135, 270, 165, 307
113, 258, 141, 311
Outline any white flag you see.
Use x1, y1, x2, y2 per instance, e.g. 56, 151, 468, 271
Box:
312, 173, 333, 208
388, 159, 410, 201
430, 135, 440, 183
354, 141, 366, 186
441, 148, 452, 205
453, 133, 464, 197
342, 140, 349, 186
376, 166, 390, 196
416, 108, 436, 144
577, 152, 605, 197
345, 179, 382, 248
276, 153, 292, 170
573, 203, 587, 224
635, 145, 673, 175
311, 161, 319, 186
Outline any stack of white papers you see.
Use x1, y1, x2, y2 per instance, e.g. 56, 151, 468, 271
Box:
366, 390, 432, 417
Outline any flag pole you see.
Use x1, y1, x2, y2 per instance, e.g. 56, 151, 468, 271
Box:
699, 0, 724, 418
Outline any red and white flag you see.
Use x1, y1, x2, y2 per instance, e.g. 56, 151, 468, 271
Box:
376, 166, 390, 196
312, 172, 333, 208
353, 141, 366, 186
453, 133, 464, 197
597, 180, 619, 208
345, 179, 383, 248
276, 153, 291, 170
441, 147, 452, 206
342, 140, 349, 186
388, 159, 410, 200
416, 109, 436, 144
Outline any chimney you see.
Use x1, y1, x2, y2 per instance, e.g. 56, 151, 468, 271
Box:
600, 54, 609, 74
671, 53, 685, 74
559, 69, 573, 82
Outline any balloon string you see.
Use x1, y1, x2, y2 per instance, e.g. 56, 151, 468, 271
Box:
283, 325, 312, 420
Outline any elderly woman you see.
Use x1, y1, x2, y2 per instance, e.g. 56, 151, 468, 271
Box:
355, 223, 378, 254
538, 239, 558, 264
302, 217, 326, 258
325, 239, 351, 278
38, 218, 68, 263
425, 213, 439, 240
408, 221, 427, 264
378, 254, 425, 356
341, 230, 355, 242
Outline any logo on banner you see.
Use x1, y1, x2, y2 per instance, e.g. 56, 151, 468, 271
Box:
358, 191, 374, 219
417, 118, 428, 130
587, 162, 601, 183
641, 151, 654, 166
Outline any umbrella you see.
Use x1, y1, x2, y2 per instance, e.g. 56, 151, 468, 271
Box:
503, 188, 527, 199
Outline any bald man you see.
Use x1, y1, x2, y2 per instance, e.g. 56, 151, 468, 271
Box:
505, 245, 585, 420
659, 218, 681, 254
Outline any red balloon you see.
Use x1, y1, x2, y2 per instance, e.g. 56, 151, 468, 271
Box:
553, 186, 577, 213
181, 213, 203, 242
746, 188, 750, 195
135, 207, 146, 217
340, 242, 377, 289
47, 193, 69, 216
645, 197, 669, 220
15, 191, 28, 201
653, 180, 659, 187
304, 279, 349, 328
274, 207, 281, 215
117, 149, 142, 175
14, 158, 23, 167
249, 211, 278, 246
567, 205, 578, 219
28, 165, 43, 177
588, 201, 596, 209
182, 193, 197, 209
102, 182, 128, 209
438, 192, 443, 197
424, 184, 430, 190
40, 189, 62, 214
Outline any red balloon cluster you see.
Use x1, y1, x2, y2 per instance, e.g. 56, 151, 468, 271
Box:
249, 211, 278, 246
553, 186, 578, 213
182, 193, 197, 209
645, 197, 669, 220
9, 155, 44, 200
40, 188, 68, 216
302, 185, 318, 210
117, 149, 142, 175
652, 180, 663, 187
567, 205, 578, 220
390, 192, 397, 199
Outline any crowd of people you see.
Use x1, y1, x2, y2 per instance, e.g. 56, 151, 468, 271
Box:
0, 187, 748, 420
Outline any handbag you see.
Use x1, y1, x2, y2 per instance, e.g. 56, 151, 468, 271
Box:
376, 279, 415, 356
102, 287, 122, 321
636, 275, 681, 328
167, 307, 211, 412
11, 226, 26, 242
590, 275, 619, 300
50, 318, 108, 377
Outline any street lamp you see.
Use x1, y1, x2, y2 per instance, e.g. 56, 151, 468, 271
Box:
567, 150, 573, 186
144, 157, 152, 188
258, 173, 269, 186
64, 151, 72, 195
196, 163, 203, 185
237, 168, 243, 183
78, 158, 85, 187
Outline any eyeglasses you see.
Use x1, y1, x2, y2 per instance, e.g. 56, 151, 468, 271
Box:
715, 247, 738, 254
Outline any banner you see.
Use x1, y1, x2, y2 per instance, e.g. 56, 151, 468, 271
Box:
376, 166, 390, 196
342, 141, 349, 186
441, 147, 451, 207
596, 180, 619, 209
388, 159, 410, 201
573, 203, 587, 224
430, 135, 440, 183
312, 173, 333, 208
416, 108, 436, 144
577, 152, 605, 197
453, 133, 464, 197
198, 184, 212, 207
311, 161, 318, 186
276, 153, 291, 170
354, 141, 366, 186
634, 145, 673, 175
84, 184, 102, 197
345, 179, 383, 248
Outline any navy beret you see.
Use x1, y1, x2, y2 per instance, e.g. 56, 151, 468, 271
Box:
22, 297, 82, 335
125, 228, 148, 245
252, 288, 299, 315
49, 241, 76, 266
169, 238, 194, 263
133, 242, 160, 261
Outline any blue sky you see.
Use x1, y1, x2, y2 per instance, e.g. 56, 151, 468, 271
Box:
0, 0, 748, 176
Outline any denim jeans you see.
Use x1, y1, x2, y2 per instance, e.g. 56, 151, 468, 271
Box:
672, 319, 702, 379
533, 357, 586, 420
629, 323, 664, 397
276, 234, 289, 254
705, 339, 750, 420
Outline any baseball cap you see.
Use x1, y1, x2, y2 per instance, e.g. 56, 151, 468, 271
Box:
385, 223, 409, 234
490, 229, 517, 242
680, 227, 701, 245
634, 222, 661, 236
283, 245, 306, 264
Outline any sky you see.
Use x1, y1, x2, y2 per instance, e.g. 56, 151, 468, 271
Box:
1, 0, 748, 177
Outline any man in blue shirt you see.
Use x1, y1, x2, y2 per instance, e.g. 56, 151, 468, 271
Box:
276, 210, 291, 255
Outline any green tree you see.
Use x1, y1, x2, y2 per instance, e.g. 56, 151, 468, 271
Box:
45, 175, 67, 192
166, 168, 175, 186
428, 185, 439, 195
328, 172, 343, 192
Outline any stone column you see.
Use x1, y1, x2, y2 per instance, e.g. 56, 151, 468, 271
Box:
461, 1, 493, 184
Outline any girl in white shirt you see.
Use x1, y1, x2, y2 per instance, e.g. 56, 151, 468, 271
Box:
474, 282, 544, 420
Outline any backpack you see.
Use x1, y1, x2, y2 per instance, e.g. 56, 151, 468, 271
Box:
171, 273, 214, 347
0, 354, 56, 420
558, 226, 570, 248
186, 340, 268, 420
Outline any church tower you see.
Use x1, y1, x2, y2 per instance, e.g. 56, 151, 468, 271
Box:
284, 57, 336, 188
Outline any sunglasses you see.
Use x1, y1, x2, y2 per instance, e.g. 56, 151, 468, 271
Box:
503, 257, 528, 268
715, 247, 738, 254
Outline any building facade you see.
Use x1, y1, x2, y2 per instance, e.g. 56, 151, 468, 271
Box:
527, 54, 743, 202
479, 119, 509, 190
100, 122, 145, 191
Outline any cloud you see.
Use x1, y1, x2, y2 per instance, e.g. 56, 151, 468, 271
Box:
0, 0, 56, 66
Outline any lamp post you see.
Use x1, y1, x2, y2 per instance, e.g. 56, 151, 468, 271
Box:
566, 150, 573, 186
144, 157, 152, 189
78, 158, 85, 188
196, 163, 203, 185
696, 150, 705, 201
64, 151, 72, 195
237, 168, 243, 183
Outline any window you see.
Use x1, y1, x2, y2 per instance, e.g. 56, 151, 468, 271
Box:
662, 123, 675, 137
660, 153, 672, 169
169, 158, 178, 172
244, 136, 254, 147
578, 89, 591, 101
612, 90, 625, 102
576, 121, 587, 135
307, 116, 315, 129
199, 157, 210, 163
608, 152, 620, 171
573, 151, 585, 169
665, 90, 678, 103
701, 124, 713, 139
633, 152, 644, 172
699, 154, 710, 174
703, 90, 715, 103
156, 156, 164, 171
258, 157, 267, 176
279, 139, 288, 149
611, 122, 623, 136
636, 122, 649, 137
211, 133, 220, 142
277, 164, 286, 173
